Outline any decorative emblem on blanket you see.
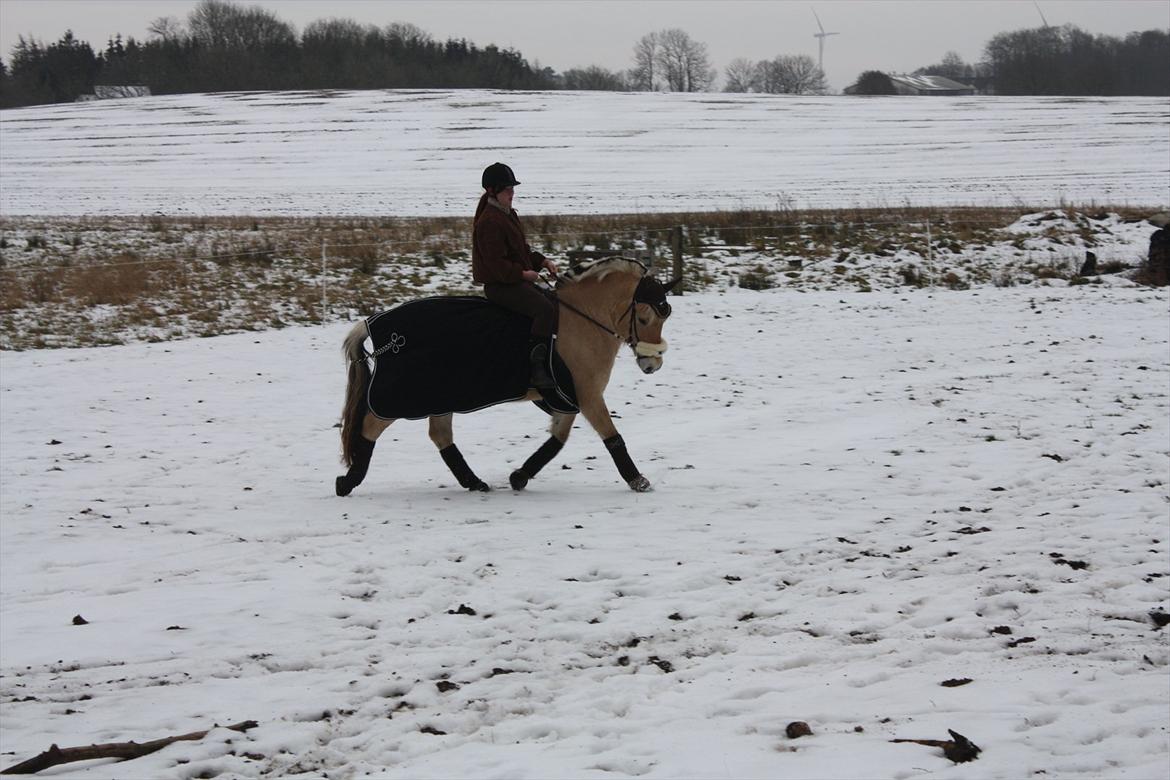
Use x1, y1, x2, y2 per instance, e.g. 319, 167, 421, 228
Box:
371, 331, 406, 359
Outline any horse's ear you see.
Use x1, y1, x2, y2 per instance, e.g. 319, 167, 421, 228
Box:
663, 276, 683, 293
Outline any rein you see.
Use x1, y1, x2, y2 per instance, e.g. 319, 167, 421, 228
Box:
556, 296, 632, 345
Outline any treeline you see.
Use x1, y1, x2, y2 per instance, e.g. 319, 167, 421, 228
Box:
0, 0, 556, 108
1, 0, 1166, 108
984, 25, 1168, 95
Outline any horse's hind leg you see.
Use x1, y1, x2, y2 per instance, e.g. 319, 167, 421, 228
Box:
336, 413, 393, 496
510, 412, 575, 490
430, 415, 490, 492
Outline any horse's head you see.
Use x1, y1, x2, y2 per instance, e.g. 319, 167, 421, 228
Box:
629, 275, 679, 374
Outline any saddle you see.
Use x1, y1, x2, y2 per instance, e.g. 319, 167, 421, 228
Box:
364, 296, 577, 420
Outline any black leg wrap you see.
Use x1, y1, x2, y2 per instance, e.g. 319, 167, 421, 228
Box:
603, 434, 642, 483
523, 436, 565, 478
336, 436, 376, 497
510, 436, 564, 491
440, 444, 490, 492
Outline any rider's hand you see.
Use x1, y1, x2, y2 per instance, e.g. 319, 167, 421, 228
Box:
542, 257, 558, 276
521, 269, 541, 283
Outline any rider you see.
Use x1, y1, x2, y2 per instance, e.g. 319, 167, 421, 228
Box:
473, 162, 559, 390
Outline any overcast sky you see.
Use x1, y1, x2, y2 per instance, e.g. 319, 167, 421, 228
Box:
1, 0, 1167, 90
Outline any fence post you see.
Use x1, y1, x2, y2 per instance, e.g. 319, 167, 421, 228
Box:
925, 221, 933, 273
321, 238, 328, 323
671, 225, 684, 294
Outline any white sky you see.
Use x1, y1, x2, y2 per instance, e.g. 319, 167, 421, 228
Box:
0, 0, 1167, 90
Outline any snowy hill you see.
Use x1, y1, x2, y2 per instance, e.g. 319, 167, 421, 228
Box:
1, 90, 1167, 217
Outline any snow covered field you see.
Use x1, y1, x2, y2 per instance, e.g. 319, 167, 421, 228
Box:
1, 86, 1168, 778
2, 287, 1168, 778
1, 90, 1167, 217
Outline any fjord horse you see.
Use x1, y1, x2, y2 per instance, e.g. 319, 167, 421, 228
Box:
336, 257, 676, 494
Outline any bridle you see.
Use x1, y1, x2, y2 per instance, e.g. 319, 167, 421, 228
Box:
552, 274, 676, 353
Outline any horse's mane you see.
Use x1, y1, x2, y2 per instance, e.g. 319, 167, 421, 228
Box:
560, 256, 648, 285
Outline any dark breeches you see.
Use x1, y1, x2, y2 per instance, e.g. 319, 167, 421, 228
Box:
484, 282, 558, 338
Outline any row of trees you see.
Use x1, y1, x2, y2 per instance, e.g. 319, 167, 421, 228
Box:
724, 55, 828, 94
1, 0, 558, 107
984, 25, 1168, 96
1, 0, 1166, 108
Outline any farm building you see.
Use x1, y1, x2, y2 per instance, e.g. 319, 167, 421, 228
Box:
845, 74, 976, 96
75, 85, 152, 102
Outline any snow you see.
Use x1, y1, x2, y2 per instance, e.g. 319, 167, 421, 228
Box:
1, 90, 1167, 217
2, 287, 1168, 778
2, 86, 1169, 778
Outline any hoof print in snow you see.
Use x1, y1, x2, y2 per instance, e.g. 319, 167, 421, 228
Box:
435, 680, 460, 693
47, 439, 63, 445
647, 656, 673, 673
940, 678, 973, 687
617, 655, 631, 667
786, 721, 813, 739
892, 729, 981, 763
667, 612, 684, 621
738, 612, 757, 622
1041, 453, 1065, 462
956, 526, 991, 535
71, 615, 89, 625
488, 667, 514, 677
447, 604, 477, 616
990, 625, 1013, 635
419, 725, 447, 736
1150, 610, 1170, 629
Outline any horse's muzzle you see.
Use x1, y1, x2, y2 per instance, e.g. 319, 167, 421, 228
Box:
633, 339, 667, 374
636, 355, 663, 374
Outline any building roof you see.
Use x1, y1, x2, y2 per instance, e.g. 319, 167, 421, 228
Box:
889, 74, 974, 93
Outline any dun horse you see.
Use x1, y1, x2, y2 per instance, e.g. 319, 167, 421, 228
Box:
336, 258, 676, 494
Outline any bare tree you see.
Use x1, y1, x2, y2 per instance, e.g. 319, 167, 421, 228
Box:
385, 22, 432, 47
188, 0, 296, 49
759, 54, 827, 94
916, 50, 972, 81
147, 16, 184, 41
630, 31, 660, 90
655, 28, 715, 92
723, 57, 760, 92
562, 65, 628, 91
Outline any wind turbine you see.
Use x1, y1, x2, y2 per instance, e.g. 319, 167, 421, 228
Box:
1033, 0, 1051, 28
811, 7, 839, 73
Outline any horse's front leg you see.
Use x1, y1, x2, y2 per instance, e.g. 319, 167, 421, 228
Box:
510, 412, 575, 490
577, 394, 651, 492
429, 415, 490, 492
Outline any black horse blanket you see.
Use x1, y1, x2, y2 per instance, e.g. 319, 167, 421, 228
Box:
365, 296, 577, 420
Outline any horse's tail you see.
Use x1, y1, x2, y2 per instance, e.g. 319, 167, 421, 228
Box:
340, 320, 371, 467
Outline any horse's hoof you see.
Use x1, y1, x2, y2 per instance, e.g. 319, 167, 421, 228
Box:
335, 476, 353, 497
468, 480, 491, 492
509, 470, 530, 491
628, 475, 652, 492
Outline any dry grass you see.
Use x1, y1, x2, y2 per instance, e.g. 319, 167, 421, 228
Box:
0, 205, 1158, 350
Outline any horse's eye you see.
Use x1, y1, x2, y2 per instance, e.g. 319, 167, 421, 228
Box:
638, 316, 650, 326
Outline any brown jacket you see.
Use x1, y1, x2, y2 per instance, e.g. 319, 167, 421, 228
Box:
472, 193, 544, 284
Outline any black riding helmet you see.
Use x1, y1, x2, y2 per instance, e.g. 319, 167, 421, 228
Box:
482, 162, 520, 191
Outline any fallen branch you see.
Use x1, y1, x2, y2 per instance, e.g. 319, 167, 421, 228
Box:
1, 720, 258, 775
891, 728, 981, 763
